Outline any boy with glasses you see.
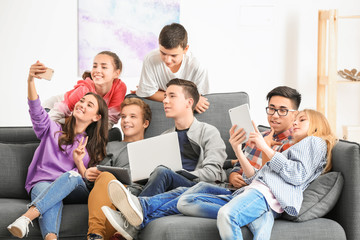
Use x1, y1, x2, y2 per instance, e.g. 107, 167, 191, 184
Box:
229, 86, 301, 188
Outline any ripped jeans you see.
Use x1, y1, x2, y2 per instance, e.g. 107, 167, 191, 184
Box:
30, 171, 89, 238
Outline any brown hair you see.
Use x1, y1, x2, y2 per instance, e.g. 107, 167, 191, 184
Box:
159, 23, 188, 49
166, 78, 199, 110
82, 51, 122, 80
302, 109, 337, 173
121, 97, 152, 131
58, 92, 109, 167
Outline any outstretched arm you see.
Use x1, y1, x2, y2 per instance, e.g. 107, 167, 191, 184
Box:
28, 61, 46, 101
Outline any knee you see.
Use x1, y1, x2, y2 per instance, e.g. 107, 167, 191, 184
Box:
177, 194, 195, 215
95, 171, 116, 184
151, 166, 172, 178
217, 205, 233, 225
66, 171, 83, 184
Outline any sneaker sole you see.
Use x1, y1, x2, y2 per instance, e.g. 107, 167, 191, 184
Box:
108, 180, 143, 226
7, 225, 24, 238
101, 206, 133, 240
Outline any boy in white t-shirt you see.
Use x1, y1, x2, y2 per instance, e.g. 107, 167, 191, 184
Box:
135, 23, 210, 113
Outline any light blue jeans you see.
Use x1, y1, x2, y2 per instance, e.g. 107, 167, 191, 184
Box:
139, 182, 232, 229
30, 171, 89, 238
178, 188, 281, 240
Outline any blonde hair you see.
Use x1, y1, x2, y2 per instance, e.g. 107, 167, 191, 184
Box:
302, 109, 337, 173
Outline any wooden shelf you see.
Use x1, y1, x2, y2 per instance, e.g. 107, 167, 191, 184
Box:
317, 9, 360, 134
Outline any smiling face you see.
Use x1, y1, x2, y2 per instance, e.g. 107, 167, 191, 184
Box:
267, 96, 297, 134
293, 111, 310, 142
163, 85, 193, 119
120, 105, 149, 142
159, 45, 188, 73
73, 94, 101, 124
91, 54, 120, 88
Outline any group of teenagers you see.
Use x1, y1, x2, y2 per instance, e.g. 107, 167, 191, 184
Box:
6, 22, 337, 240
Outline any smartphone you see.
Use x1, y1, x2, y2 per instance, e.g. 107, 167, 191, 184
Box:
228, 104, 254, 144
38, 68, 54, 81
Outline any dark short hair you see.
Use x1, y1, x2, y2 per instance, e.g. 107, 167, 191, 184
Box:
266, 86, 302, 110
159, 23, 188, 49
166, 79, 199, 110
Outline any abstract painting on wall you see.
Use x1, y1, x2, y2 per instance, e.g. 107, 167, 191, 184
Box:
78, 0, 180, 77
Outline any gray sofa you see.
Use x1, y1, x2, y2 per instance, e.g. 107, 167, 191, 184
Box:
0, 92, 359, 240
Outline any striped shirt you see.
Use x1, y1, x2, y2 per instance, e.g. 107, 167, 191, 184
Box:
233, 136, 327, 216
231, 128, 293, 174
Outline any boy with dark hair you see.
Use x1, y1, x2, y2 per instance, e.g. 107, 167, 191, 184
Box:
229, 86, 301, 188
135, 23, 210, 113
137, 78, 226, 197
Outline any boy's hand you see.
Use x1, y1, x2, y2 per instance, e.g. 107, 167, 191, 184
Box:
84, 167, 101, 182
263, 127, 282, 148
229, 172, 247, 188
130, 85, 139, 94
195, 96, 209, 113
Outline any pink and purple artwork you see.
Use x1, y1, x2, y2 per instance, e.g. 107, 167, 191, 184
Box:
78, 0, 180, 77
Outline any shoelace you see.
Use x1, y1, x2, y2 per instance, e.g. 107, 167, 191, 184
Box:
121, 213, 129, 229
22, 216, 33, 237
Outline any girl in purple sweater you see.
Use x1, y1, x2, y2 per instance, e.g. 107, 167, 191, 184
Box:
7, 61, 109, 240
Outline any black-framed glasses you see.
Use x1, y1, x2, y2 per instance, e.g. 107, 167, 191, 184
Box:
265, 107, 297, 116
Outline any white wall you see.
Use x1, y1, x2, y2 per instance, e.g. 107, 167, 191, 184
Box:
1, 0, 360, 138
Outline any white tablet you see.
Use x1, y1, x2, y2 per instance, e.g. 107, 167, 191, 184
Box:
96, 165, 132, 185
228, 103, 255, 144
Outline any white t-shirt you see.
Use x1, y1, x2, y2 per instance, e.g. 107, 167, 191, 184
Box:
136, 49, 209, 97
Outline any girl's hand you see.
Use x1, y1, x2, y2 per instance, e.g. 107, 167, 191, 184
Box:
248, 121, 268, 151
84, 167, 102, 182
249, 121, 276, 160
229, 125, 246, 157
29, 61, 46, 81
73, 136, 88, 165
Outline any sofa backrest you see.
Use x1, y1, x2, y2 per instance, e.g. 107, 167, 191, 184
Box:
0, 127, 122, 200
129, 92, 250, 160
327, 140, 360, 240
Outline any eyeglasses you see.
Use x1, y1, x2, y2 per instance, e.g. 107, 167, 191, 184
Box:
266, 107, 297, 116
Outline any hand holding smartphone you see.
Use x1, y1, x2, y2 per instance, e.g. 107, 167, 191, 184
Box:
38, 68, 54, 81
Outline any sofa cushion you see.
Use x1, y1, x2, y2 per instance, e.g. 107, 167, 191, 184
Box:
282, 171, 344, 222
0, 143, 38, 199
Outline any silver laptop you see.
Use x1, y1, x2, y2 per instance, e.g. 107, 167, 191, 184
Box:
127, 132, 183, 182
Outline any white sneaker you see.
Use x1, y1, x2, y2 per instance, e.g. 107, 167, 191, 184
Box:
108, 180, 143, 226
101, 206, 139, 240
7, 215, 33, 238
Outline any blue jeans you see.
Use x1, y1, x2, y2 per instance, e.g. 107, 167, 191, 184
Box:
218, 189, 280, 240
30, 171, 89, 238
139, 182, 232, 228
178, 188, 280, 240
139, 165, 196, 197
